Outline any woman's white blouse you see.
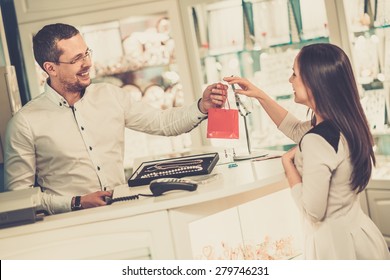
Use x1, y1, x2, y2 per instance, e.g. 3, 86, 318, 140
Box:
278, 112, 389, 259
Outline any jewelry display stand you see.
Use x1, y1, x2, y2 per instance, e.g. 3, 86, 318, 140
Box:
128, 153, 219, 187
231, 84, 267, 161
233, 114, 267, 161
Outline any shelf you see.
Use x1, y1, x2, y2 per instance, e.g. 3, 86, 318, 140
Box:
199, 36, 329, 59
353, 24, 390, 36
94, 62, 173, 78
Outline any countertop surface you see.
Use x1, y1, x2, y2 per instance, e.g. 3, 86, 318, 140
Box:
0, 152, 286, 238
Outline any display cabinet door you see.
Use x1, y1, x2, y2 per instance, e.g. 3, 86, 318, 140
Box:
16, 0, 202, 169
238, 188, 303, 260
18, 0, 194, 101
188, 207, 244, 260
366, 188, 390, 247
179, 0, 333, 151
0, 211, 175, 259
332, 0, 390, 130
187, 188, 303, 260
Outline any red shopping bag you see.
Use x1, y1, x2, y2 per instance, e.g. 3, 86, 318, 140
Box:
207, 104, 239, 139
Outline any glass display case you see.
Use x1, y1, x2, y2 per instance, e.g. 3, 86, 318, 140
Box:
13, 0, 389, 163
78, 15, 191, 169
341, 0, 390, 134
16, 0, 199, 171
180, 0, 330, 152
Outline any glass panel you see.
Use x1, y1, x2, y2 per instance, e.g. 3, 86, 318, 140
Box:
187, 0, 329, 151
251, 0, 291, 48
80, 14, 181, 107
372, 0, 390, 27
343, 0, 390, 133
207, 0, 245, 54
33, 13, 191, 170
343, 0, 389, 86
79, 15, 190, 169
299, 0, 328, 40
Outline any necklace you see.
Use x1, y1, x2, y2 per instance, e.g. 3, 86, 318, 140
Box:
145, 159, 203, 172
141, 159, 204, 179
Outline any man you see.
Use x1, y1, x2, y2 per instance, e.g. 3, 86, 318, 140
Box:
4, 23, 227, 214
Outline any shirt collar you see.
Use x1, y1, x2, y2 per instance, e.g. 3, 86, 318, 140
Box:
44, 79, 86, 108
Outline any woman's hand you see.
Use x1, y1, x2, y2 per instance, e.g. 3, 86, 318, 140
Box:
281, 145, 297, 165
224, 76, 288, 127
223, 76, 262, 99
281, 146, 302, 188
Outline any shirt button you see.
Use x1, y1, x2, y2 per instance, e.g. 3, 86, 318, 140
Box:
97, 166, 101, 171
89, 146, 92, 151
81, 126, 84, 130
59, 103, 62, 106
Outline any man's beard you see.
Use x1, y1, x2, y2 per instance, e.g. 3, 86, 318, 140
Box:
64, 79, 91, 93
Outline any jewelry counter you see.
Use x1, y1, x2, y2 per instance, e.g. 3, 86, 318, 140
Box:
0, 155, 297, 260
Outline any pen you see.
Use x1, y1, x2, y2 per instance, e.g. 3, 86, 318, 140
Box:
252, 155, 282, 162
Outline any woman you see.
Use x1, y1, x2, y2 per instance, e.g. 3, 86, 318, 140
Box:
224, 43, 390, 260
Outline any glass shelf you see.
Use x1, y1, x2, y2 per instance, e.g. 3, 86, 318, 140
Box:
199, 36, 329, 59
353, 24, 390, 37
349, 4, 390, 132
344, 0, 390, 95
93, 61, 174, 78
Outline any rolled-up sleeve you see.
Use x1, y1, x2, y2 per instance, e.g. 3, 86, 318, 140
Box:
278, 112, 312, 143
124, 99, 207, 136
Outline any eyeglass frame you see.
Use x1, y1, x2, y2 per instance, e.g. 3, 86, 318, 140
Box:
55, 48, 93, 65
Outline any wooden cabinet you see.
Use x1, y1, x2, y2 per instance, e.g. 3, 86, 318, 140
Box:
365, 179, 390, 247
238, 188, 302, 259
187, 188, 303, 259
0, 211, 175, 259
0, 146, 289, 260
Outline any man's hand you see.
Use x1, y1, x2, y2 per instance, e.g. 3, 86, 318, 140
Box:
80, 190, 112, 209
198, 82, 228, 114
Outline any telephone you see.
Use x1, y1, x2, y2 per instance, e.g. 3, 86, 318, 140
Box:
0, 187, 43, 228
107, 178, 198, 204
149, 178, 198, 196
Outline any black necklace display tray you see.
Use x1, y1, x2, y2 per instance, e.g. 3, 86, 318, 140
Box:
128, 152, 219, 187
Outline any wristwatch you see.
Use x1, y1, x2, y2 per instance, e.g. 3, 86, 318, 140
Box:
71, 196, 83, 211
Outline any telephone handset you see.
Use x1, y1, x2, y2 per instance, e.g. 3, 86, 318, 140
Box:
107, 178, 198, 204
149, 178, 198, 196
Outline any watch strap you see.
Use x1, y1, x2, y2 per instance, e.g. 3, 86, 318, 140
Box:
71, 196, 82, 211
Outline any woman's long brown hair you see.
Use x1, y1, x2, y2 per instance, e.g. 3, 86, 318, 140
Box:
298, 43, 375, 193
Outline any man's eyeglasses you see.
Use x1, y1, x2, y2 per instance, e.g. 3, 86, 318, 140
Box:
57, 48, 93, 65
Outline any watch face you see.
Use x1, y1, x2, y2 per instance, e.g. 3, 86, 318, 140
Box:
72, 196, 83, 211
